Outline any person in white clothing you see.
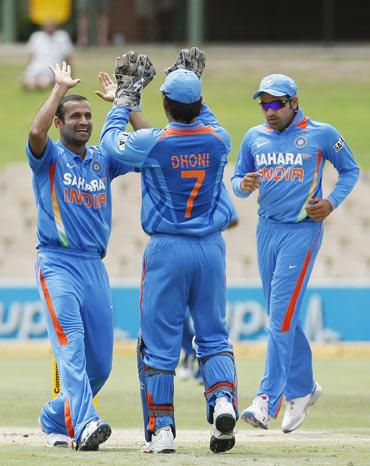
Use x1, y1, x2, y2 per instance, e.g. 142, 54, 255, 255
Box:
22, 22, 74, 91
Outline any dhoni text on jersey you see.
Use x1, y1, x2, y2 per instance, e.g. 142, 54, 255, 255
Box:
63, 172, 107, 209
171, 153, 210, 169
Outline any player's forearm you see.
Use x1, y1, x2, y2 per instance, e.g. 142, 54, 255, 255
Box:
100, 105, 130, 141
327, 166, 360, 210
129, 111, 151, 130
28, 84, 69, 155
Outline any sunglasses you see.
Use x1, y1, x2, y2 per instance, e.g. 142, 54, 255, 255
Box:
259, 99, 291, 112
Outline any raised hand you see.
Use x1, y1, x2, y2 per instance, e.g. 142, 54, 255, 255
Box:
114, 51, 156, 110
165, 47, 206, 79
95, 72, 117, 102
49, 61, 81, 89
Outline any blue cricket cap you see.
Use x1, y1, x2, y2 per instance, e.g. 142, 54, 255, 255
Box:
253, 74, 297, 100
160, 69, 202, 104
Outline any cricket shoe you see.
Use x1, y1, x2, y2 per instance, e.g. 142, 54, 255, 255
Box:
45, 433, 71, 448
241, 395, 270, 429
141, 426, 175, 453
282, 382, 322, 434
75, 420, 111, 451
210, 396, 236, 453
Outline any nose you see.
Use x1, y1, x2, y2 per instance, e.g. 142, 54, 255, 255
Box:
265, 107, 276, 116
79, 115, 90, 125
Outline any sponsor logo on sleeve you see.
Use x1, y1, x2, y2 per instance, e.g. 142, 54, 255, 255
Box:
334, 136, 345, 152
119, 132, 130, 151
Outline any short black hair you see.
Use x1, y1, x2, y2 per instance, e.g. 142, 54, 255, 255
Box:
164, 95, 202, 124
55, 95, 89, 122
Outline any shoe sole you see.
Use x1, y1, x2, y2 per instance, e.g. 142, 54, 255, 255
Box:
78, 423, 111, 451
210, 434, 235, 453
215, 413, 236, 433
46, 440, 69, 448
156, 448, 176, 454
283, 384, 322, 434
142, 447, 176, 454
241, 412, 268, 430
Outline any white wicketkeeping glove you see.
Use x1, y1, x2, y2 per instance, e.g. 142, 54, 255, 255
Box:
165, 46, 206, 79
114, 51, 156, 111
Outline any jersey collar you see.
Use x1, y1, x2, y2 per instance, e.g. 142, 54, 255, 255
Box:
166, 120, 202, 130
56, 140, 95, 161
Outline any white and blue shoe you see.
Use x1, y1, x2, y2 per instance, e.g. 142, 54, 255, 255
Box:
282, 382, 322, 433
241, 395, 270, 429
75, 420, 111, 451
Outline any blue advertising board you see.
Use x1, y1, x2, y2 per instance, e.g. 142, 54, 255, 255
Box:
0, 284, 369, 341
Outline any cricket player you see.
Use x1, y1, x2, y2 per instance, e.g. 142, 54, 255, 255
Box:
99, 48, 238, 453
26, 62, 140, 450
232, 74, 360, 433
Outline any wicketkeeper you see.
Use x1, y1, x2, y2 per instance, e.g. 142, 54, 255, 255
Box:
98, 47, 239, 453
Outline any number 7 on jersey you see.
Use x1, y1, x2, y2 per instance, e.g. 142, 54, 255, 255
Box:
181, 169, 206, 218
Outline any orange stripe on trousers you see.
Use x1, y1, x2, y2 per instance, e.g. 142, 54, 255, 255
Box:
39, 269, 68, 346
64, 399, 75, 438
273, 396, 284, 419
281, 249, 311, 332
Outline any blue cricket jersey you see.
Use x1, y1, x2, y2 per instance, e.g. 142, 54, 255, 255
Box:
100, 104, 234, 236
231, 108, 360, 223
27, 138, 131, 257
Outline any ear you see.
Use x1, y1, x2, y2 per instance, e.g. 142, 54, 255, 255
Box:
54, 116, 63, 129
292, 96, 299, 110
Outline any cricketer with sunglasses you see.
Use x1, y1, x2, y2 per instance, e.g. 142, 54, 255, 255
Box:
232, 74, 359, 433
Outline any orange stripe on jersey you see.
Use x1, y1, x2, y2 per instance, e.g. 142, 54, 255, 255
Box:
39, 269, 68, 346
159, 125, 224, 142
296, 116, 308, 129
305, 149, 323, 205
64, 399, 75, 438
281, 249, 311, 333
49, 161, 68, 247
139, 259, 147, 313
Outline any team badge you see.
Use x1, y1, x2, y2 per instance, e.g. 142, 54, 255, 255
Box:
92, 161, 102, 172
294, 136, 307, 148
262, 76, 274, 87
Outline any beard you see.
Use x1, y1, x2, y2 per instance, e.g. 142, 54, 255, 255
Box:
62, 129, 91, 147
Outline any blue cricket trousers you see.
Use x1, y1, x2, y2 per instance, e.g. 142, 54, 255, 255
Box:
140, 232, 236, 431
140, 232, 232, 369
36, 247, 113, 441
256, 218, 323, 417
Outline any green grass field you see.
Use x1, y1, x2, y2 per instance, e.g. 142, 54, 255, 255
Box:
0, 44, 370, 169
1, 348, 370, 465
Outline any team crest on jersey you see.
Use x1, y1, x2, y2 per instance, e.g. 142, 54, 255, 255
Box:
92, 161, 102, 172
294, 136, 307, 148
119, 132, 129, 151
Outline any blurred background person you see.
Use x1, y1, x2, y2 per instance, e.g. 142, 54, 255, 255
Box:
76, 0, 112, 47
22, 21, 73, 91
135, 0, 176, 42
